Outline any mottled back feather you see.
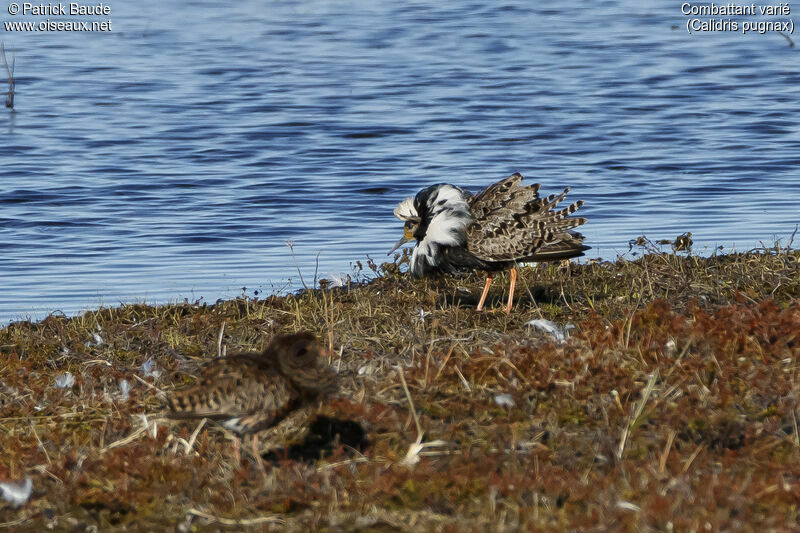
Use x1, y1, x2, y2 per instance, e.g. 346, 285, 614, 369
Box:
469, 172, 541, 220
167, 332, 337, 435
466, 173, 588, 262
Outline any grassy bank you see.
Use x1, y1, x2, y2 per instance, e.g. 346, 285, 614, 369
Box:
1, 244, 799, 531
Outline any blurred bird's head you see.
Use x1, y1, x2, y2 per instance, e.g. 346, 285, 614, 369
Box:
268, 332, 338, 395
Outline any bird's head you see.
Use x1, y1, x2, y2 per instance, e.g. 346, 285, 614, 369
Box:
269, 332, 338, 395
388, 196, 421, 254
388, 184, 471, 257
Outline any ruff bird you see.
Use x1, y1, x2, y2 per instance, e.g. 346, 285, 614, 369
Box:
167, 332, 337, 463
389, 172, 589, 314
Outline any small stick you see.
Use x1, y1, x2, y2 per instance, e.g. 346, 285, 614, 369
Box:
285, 240, 308, 290
313, 250, 321, 289
433, 344, 456, 382
102, 424, 148, 453
186, 508, 284, 526
786, 224, 798, 252
397, 366, 422, 438
1, 42, 14, 109
682, 443, 705, 473
317, 456, 370, 471
101, 415, 163, 453
182, 418, 207, 455
132, 374, 167, 397
659, 430, 676, 473
454, 365, 471, 392
29, 421, 52, 465
217, 322, 225, 358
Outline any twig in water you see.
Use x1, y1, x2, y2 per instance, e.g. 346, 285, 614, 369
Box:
285, 240, 308, 290
778, 31, 795, 47
785, 225, 798, 252
1, 42, 13, 109
313, 250, 321, 289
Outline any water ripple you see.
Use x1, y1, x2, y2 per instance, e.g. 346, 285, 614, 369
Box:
1, 0, 799, 323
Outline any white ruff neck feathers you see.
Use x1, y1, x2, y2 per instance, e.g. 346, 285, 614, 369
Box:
393, 184, 472, 277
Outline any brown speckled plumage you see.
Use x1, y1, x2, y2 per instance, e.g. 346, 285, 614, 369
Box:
391, 172, 589, 314
466, 173, 587, 262
167, 332, 337, 436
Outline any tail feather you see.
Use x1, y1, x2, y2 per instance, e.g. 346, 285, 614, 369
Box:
523, 239, 590, 262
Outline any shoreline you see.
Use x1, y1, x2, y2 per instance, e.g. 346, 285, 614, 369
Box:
1, 248, 799, 529
5, 232, 797, 328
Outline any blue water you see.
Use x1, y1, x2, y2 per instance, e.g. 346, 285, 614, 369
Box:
1, 1, 799, 323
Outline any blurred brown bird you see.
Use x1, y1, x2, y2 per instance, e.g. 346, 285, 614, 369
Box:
167, 332, 337, 464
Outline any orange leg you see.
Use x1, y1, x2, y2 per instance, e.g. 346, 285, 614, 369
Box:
476, 273, 493, 312
505, 267, 517, 315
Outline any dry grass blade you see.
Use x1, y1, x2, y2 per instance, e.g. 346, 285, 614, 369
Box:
397, 366, 422, 438
216, 322, 225, 358
177, 418, 207, 455
617, 371, 658, 461
0, 515, 31, 528
132, 373, 167, 398
1, 246, 799, 529
101, 415, 160, 453
397, 366, 448, 466
659, 430, 676, 473
186, 508, 284, 526
28, 422, 51, 466
682, 443, 706, 473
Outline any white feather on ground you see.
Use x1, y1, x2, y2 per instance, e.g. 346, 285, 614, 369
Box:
494, 393, 516, 407
54, 372, 74, 388
119, 379, 131, 401
140, 359, 162, 379
526, 319, 575, 343
0, 477, 32, 507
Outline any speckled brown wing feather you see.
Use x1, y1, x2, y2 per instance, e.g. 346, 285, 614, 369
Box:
167, 353, 300, 434
167, 332, 337, 435
466, 174, 587, 262
469, 172, 541, 220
